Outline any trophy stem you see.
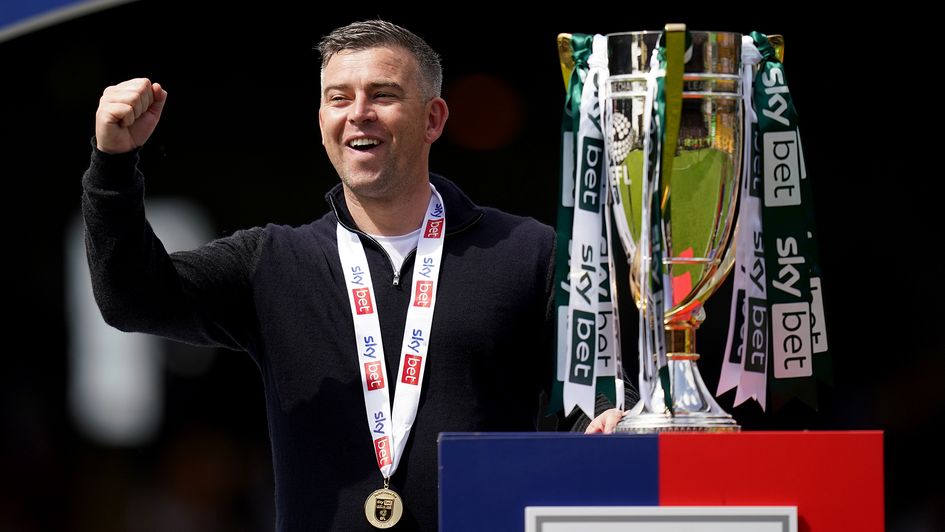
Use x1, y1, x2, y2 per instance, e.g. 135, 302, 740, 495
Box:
616, 324, 740, 433
666, 325, 696, 356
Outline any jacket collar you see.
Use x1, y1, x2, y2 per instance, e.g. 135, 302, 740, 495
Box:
325, 173, 484, 236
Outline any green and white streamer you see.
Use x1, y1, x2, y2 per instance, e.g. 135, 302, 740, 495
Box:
753, 31, 831, 410
552, 33, 592, 415
719, 37, 768, 409
603, 184, 626, 411
563, 34, 612, 419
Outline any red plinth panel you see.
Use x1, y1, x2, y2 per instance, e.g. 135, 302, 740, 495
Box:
659, 431, 884, 532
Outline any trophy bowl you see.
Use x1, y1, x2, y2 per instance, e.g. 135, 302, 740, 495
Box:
605, 29, 743, 431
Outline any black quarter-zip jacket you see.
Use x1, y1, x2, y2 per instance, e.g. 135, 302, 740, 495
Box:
82, 147, 556, 531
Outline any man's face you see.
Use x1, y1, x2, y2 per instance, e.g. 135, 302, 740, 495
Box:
319, 46, 444, 200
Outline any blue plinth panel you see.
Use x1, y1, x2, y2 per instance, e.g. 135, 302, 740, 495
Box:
438, 432, 659, 531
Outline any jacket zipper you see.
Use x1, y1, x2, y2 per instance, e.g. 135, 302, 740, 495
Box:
330, 197, 413, 286
329, 196, 484, 286
391, 249, 417, 287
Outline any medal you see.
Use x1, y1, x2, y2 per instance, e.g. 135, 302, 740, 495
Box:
364, 482, 403, 529
337, 185, 445, 529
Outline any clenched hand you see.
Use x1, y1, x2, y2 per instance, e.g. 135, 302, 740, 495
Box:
95, 78, 167, 154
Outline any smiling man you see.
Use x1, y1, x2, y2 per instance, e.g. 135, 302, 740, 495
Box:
318, 42, 447, 236
82, 20, 556, 531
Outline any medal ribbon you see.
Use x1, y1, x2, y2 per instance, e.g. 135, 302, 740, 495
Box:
337, 186, 445, 479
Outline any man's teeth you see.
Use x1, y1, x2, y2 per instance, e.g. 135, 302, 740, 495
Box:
349, 139, 380, 147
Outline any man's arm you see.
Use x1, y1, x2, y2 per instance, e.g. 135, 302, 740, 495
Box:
82, 78, 259, 351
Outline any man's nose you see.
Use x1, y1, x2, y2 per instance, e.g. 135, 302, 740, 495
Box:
349, 95, 377, 123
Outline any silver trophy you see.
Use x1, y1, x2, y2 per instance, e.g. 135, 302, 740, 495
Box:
604, 27, 743, 431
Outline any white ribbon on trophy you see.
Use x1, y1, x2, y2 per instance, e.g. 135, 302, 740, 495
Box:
564, 34, 615, 419
636, 47, 669, 415
719, 37, 768, 410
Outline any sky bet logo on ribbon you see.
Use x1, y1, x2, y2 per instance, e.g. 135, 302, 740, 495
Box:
374, 436, 392, 469
401, 354, 422, 386
353, 287, 374, 315
764, 130, 803, 207
746, 297, 769, 374
578, 138, 604, 212
773, 301, 812, 378
569, 310, 596, 385
755, 54, 829, 397
414, 281, 434, 307
361, 335, 379, 359
418, 257, 436, 279
424, 218, 444, 239
364, 361, 385, 391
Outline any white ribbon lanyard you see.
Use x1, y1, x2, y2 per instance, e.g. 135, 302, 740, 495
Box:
336, 185, 445, 480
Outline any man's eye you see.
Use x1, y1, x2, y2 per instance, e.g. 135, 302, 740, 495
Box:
329, 95, 348, 102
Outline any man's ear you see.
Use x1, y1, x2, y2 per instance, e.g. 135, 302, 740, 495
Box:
425, 97, 449, 144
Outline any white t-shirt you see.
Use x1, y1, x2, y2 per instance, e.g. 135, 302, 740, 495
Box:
370, 228, 421, 272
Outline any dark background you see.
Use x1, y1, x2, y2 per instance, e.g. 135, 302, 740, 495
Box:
2, 1, 940, 531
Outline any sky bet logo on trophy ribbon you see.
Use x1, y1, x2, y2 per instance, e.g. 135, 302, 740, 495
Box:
561, 46, 613, 419
764, 131, 803, 207
745, 297, 769, 374
578, 138, 604, 212
554, 26, 830, 429
753, 31, 830, 409
569, 310, 596, 386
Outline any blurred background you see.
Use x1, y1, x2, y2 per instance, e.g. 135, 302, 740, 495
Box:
1, 1, 940, 530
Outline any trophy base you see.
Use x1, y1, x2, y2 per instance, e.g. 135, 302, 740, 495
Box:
615, 357, 740, 433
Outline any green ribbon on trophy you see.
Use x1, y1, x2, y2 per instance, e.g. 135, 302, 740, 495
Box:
751, 31, 832, 410
554, 33, 621, 417
720, 32, 832, 412
551, 33, 590, 415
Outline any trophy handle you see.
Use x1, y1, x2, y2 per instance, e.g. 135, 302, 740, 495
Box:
768, 34, 785, 62
660, 23, 686, 212
557, 33, 575, 91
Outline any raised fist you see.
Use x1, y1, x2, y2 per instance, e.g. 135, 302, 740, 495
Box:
95, 78, 167, 154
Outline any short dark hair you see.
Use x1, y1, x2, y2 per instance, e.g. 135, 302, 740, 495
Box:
317, 20, 442, 99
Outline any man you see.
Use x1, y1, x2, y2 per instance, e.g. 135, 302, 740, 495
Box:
83, 20, 555, 531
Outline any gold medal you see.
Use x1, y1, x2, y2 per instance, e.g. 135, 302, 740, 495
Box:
364, 485, 403, 528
